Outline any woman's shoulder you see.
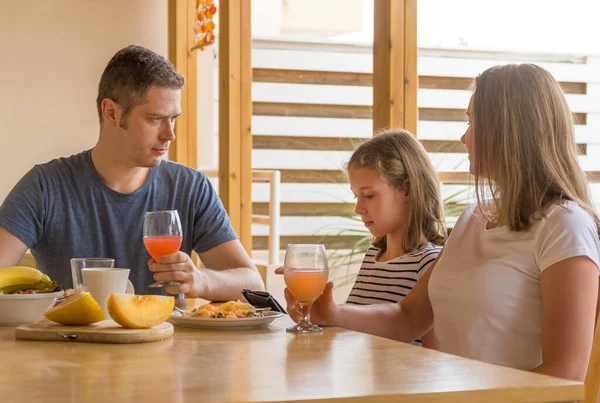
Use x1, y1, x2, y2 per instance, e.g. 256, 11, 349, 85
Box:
534, 201, 600, 272
457, 202, 483, 221
449, 202, 483, 232
538, 200, 598, 232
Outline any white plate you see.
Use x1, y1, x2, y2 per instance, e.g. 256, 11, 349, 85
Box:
169, 311, 285, 330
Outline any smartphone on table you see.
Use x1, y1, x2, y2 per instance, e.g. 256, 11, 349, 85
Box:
241, 289, 287, 314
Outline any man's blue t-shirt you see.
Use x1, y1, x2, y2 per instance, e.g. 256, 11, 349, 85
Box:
0, 150, 237, 294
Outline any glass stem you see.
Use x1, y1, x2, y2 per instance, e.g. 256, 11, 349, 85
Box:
299, 302, 312, 327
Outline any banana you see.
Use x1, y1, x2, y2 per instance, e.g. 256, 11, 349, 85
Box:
0, 283, 60, 294
0, 266, 60, 294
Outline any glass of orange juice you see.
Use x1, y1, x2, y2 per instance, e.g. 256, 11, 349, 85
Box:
143, 210, 183, 288
283, 244, 329, 333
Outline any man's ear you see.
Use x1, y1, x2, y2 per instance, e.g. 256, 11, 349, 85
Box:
101, 98, 121, 127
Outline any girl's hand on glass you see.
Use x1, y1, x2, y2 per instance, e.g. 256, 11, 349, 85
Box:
284, 281, 339, 327
282, 243, 329, 333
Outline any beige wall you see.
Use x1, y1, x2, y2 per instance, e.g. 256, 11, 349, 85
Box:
0, 0, 168, 202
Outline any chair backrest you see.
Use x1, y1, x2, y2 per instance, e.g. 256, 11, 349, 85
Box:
584, 286, 600, 403
18, 251, 36, 268
199, 168, 282, 268
250, 170, 281, 266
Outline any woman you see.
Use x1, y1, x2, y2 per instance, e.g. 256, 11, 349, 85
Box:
283, 64, 600, 381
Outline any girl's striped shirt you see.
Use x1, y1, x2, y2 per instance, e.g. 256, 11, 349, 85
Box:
347, 243, 441, 306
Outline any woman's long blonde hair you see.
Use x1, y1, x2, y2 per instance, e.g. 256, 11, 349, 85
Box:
347, 128, 447, 252
472, 63, 600, 234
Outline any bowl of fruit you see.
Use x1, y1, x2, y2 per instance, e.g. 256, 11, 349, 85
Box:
0, 266, 63, 326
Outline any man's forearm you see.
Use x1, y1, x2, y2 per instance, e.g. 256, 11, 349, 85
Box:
335, 302, 423, 342
194, 267, 265, 301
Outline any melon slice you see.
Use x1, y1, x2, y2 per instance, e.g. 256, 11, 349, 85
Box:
107, 293, 174, 329
44, 292, 105, 325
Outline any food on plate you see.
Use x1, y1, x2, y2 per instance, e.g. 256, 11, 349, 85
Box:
60, 288, 76, 299
44, 292, 105, 325
184, 300, 262, 318
0, 266, 62, 295
107, 293, 174, 329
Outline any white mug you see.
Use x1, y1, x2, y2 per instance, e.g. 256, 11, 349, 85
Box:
79, 268, 134, 318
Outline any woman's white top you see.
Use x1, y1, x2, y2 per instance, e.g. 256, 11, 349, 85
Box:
429, 201, 600, 370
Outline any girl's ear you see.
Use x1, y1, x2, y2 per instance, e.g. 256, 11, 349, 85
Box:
403, 178, 410, 197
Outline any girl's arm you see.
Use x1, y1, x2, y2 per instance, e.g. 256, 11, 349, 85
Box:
421, 329, 439, 349
532, 255, 599, 381
333, 257, 437, 341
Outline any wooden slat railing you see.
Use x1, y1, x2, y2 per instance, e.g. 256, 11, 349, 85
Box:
253, 202, 355, 217
254, 102, 473, 122
253, 68, 587, 94
253, 102, 469, 121
253, 102, 371, 119
253, 135, 587, 155
266, 169, 600, 184
253, 102, 586, 124
253, 68, 372, 86
253, 202, 470, 217
270, 170, 472, 184
268, 169, 470, 184
253, 235, 366, 251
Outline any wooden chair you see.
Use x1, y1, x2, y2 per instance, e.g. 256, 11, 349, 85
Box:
254, 262, 270, 288
199, 168, 281, 287
584, 290, 600, 403
262, 262, 285, 306
18, 251, 36, 268
250, 170, 281, 267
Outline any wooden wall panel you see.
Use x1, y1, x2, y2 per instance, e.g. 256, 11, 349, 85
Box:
373, 0, 417, 134
218, 0, 252, 252
168, 0, 198, 168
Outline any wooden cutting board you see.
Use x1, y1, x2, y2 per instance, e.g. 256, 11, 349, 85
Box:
15, 320, 174, 344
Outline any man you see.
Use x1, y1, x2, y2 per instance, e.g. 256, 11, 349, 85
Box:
0, 45, 264, 299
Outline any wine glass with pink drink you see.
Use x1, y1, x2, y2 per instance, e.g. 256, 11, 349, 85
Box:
283, 244, 329, 333
143, 210, 183, 288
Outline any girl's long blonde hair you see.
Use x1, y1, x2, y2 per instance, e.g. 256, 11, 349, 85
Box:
347, 128, 447, 252
472, 63, 600, 235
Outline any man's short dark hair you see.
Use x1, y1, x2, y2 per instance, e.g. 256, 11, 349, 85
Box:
96, 45, 185, 127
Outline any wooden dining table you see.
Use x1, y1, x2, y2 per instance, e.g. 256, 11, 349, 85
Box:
0, 308, 583, 403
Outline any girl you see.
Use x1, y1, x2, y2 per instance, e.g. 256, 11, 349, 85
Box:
344, 129, 446, 348
282, 129, 447, 348
284, 64, 600, 381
